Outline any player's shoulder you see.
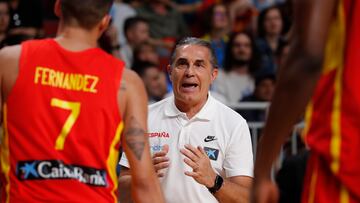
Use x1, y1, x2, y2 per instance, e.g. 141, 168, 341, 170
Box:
122, 68, 142, 85
0, 45, 21, 72
0, 45, 21, 60
120, 69, 147, 102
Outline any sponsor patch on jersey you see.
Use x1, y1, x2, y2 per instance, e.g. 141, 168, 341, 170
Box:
16, 160, 107, 187
151, 145, 164, 152
204, 147, 219, 161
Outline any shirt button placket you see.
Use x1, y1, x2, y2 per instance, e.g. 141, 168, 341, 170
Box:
177, 114, 188, 148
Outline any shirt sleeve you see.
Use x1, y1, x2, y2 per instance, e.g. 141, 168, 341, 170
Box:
223, 119, 254, 177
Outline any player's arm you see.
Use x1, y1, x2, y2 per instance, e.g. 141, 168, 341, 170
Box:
0, 45, 21, 122
253, 0, 338, 202
117, 69, 164, 203
118, 166, 133, 203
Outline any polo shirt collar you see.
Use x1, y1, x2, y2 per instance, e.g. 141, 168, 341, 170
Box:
164, 95, 184, 117
164, 93, 215, 121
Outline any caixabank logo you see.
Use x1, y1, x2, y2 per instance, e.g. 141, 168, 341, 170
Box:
16, 160, 108, 187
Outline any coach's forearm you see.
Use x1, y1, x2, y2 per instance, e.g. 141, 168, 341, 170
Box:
214, 177, 252, 203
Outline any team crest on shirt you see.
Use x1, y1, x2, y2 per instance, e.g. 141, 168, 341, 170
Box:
204, 147, 219, 161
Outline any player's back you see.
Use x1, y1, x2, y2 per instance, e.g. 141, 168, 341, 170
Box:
304, 0, 360, 199
0, 39, 124, 202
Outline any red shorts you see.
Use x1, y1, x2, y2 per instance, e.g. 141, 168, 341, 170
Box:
301, 153, 360, 203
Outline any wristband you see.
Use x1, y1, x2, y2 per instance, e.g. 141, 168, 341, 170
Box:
207, 174, 223, 194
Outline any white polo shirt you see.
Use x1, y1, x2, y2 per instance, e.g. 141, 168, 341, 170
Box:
120, 94, 253, 203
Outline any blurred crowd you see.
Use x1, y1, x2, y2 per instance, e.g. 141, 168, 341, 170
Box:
0, 0, 294, 122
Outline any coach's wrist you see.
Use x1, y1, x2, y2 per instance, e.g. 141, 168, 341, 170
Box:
204, 171, 218, 188
207, 174, 224, 194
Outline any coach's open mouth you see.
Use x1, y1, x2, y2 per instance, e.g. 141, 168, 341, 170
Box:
180, 82, 199, 92
182, 82, 198, 88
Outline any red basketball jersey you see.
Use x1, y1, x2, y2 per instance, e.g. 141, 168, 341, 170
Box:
304, 0, 360, 199
0, 39, 124, 202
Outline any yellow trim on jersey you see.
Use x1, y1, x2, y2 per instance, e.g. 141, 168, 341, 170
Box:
303, 101, 313, 143
340, 185, 349, 203
322, 1, 346, 74
328, 1, 345, 175
106, 121, 124, 203
330, 67, 343, 174
1, 104, 11, 203
308, 159, 318, 203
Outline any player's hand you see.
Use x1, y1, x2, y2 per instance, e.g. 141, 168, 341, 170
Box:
180, 144, 217, 188
152, 144, 170, 177
251, 179, 279, 203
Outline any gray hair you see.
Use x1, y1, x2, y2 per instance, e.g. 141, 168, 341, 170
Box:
170, 37, 218, 69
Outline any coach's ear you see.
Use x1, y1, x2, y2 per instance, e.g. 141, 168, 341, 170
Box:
54, 0, 61, 18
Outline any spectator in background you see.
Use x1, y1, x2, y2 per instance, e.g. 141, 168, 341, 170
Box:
98, 21, 121, 58
171, 0, 202, 15
137, 0, 189, 54
213, 32, 259, 104
133, 41, 174, 93
256, 5, 287, 76
132, 61, 168, 104
239, 74, 275, 122
228, 0, 258, 33
8, 0, 43, 38
121, 16, 150, 67
111, 0, 136, 46
133, 41, 160, 65
0, 0, 10, 47
125, 0, 143, 9
168, 0, 202, 35
251, 0, 286, 11
202, 3, 230, 68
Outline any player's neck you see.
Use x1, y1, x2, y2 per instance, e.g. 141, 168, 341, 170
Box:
56, 25, 99, 51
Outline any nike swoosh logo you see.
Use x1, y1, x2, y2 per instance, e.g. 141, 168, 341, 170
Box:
204, 137, 217, 142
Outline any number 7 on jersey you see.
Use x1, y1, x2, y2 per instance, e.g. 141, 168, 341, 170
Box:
51, 98, 81, 150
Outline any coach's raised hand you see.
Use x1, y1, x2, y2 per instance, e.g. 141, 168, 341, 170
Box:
153, 144, 170, 177
180, 144, 217, 188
